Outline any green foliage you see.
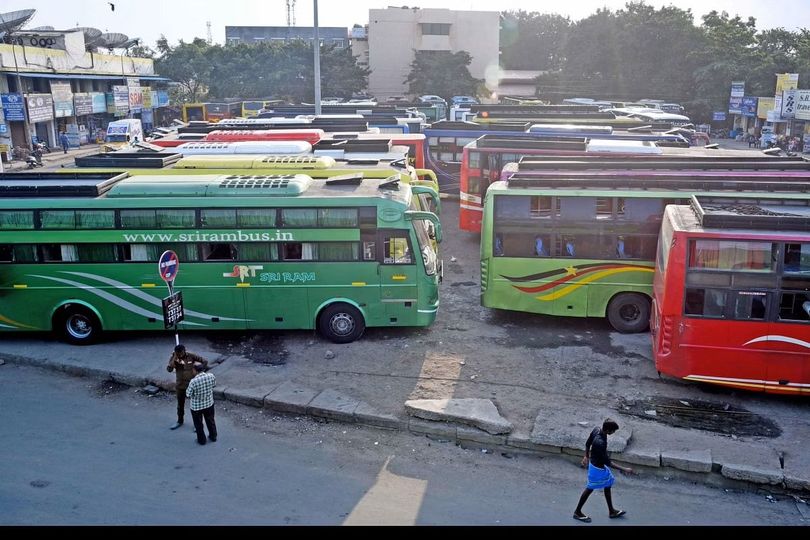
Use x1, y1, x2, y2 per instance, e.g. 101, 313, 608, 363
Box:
404, 51, 481, 101
153, 37, 369, 104
501, 11, 571, 71
504, 2, 810, 123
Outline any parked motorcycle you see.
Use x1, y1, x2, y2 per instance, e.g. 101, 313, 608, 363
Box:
32, 139, 51, 153
26, 147, 44, 169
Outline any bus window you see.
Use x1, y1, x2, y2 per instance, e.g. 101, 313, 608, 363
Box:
784, 243, 810, 273
779, 292, 810, 322
283, 242, 318, 261
383, 235, 412, 264
684, 288, 727, 318
202, 243, 238, 261
732, 291, 768, 321
689, 240, 776, 272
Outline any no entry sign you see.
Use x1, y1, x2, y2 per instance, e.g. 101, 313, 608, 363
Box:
158, 250, 180, 284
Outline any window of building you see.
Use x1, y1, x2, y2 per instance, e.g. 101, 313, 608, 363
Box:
420, 23, 451, 36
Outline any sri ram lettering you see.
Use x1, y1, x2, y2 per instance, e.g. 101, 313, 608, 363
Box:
260, 272, 317, 284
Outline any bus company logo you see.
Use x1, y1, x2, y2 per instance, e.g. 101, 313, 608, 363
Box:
223, 265, 264, 282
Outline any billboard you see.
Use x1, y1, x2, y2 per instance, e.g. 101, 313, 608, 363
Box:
781, 89, 797, 118
73, 93, 93, 116
50, 81, 74, 118
757, 97, 775, 119
1, 93, 25, 121
740, 97, 758, 117
26, 94, 54, 123
795, 90, 810, 121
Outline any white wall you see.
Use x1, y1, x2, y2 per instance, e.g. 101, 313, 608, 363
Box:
367, 7, 500, 100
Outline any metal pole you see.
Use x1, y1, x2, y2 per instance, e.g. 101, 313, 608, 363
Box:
313, 0, 321, 115
0, 12, 33, 150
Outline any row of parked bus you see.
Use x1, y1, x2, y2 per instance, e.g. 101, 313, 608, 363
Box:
1, 108, 807, 396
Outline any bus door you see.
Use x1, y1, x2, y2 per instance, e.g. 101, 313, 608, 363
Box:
378, 229, 418, 325
772, 242, 810, 394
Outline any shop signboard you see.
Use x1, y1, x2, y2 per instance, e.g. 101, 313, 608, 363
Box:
73, 93, 93, 116
757, 97, 775, 119
712, 111, 727, 122
113, 86, 130, 115
128, 86, 143, 113
156, 90, 169, 108
728, 81, 745, 114
1, 93, 25, 121
91, 92, 107, 113
26, 94, 54, 123
126, 77, 140, 88
740, 97, 758, 117
730, 81, 745, 98
795, 90, 810, 121
781, 89, 797, 119
50, 81, 74, 118
142, 89, 153, 109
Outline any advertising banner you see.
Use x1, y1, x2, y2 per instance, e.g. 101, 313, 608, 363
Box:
73, 93, 93, 116
712, 111, 727, 121
1, 93, 25, 121
782, 89, 797, 119
795, 90, 810, 121
142, 89, 153, 109
113, 86, 130, 115
50, 81, 74, 118
156, 90, 169, 107
26, 94, 55, 123
128, 86, 143, 113
91, 92, 106, 113
728, 96, 743, 114
740, 97, 758, 117
775, 73, 799, 94
757, 97, 775, 119
730, 81, 745, 97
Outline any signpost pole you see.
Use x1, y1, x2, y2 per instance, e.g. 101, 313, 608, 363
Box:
158, 250, 183, 346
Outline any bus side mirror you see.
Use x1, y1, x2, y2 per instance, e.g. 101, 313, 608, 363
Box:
405, 211, 442, 244
412, 184, 441, 214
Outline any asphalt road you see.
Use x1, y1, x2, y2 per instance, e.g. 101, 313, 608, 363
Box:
0, 364, 803, 526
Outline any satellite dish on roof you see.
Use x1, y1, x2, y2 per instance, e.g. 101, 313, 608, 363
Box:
29, 25, 55, 31
98, 32, 129, 49
121, 37, 141, 49
0, 9, 36, 34
70, 27, 103, 49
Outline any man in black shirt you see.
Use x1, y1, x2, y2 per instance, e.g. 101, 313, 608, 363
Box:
573, 418, 633, 522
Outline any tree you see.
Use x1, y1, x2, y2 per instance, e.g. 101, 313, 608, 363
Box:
500, 11, 571, 71
404, 51, 480, 101
154, 38, 213, 103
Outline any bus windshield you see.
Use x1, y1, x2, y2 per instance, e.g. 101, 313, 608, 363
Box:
410, 200, 438, 276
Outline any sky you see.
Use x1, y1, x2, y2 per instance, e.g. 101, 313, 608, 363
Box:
3, 0, 810, 49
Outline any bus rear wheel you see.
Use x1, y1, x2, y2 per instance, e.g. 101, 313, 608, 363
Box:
56, 306, 101, 345
318, 303, 365, 344
607, 293, 650, 334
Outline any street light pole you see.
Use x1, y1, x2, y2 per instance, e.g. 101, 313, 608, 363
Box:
313, 0, 322, 115
0, 12, 33, 151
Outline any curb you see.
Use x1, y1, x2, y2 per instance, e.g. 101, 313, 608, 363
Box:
3, 354, 807, 496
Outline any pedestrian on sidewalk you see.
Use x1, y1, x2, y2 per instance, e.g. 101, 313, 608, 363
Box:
573, 418, 633, 522
186, 361, 217, 445
59, 131, 70, 154
166, 344, 208, 430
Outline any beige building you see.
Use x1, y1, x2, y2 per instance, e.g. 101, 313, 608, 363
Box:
358, 7, 500, 101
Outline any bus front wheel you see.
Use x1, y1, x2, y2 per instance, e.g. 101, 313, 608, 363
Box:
607, 293, 650, 334
56, 306, 101, 345
318, 303, 365, 344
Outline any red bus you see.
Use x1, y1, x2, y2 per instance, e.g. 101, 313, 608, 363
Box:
652, 195, 810, 395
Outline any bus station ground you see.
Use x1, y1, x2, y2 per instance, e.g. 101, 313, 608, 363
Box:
2, 159, 810, 500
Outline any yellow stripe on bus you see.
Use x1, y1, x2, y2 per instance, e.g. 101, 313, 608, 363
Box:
141, 283, 157, 288
236, 283, 251, 288
13, 284, 27, 289
352, 282, 367, 287
392, 275, 407, 281
536, 267, 654, 302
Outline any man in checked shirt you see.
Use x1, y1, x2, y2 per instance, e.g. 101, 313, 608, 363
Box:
186, 362, 218, 445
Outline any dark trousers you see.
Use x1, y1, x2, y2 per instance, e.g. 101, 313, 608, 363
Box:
62, 143, 68, 154
175, 387, 187, 423
191, 405, 217, 444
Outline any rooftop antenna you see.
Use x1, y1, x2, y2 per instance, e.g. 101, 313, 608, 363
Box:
206, 20, 212, 44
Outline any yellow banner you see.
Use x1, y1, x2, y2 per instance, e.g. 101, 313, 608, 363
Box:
775, 73, 799, 94
757, 97, 775, 119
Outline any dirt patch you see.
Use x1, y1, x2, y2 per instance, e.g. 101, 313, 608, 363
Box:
617, 396, 782, 438
94, 378, 130, 397
207, 332, 290, 365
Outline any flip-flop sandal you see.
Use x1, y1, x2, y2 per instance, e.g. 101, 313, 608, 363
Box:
573, 514, 592, 522
610, 510, 626, 518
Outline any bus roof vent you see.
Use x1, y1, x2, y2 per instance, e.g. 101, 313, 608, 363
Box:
325, 173, 364, 186
218, 174, 312, 196
691, 195, 810, 231
257, 155, 336, 169
378, 176, 400, 190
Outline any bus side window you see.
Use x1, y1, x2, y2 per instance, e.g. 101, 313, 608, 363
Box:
383, 235, 412, 264
685, 288, 727, 318
732, 291, 768, 321
779, 292, 810, 322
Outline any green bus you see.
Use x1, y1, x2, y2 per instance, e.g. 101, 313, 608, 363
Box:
480, 174, 810, 333
0, 172, 441, 344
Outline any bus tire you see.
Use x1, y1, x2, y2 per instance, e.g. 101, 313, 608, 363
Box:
318, 303, 365, 344
607, 293, 650, 334
56, 305, 102, 345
